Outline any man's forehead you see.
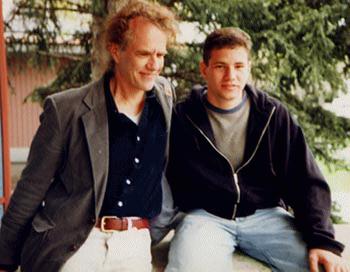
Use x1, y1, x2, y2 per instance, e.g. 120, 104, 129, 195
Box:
211, 46, 249, 54
128, 16, 163, 34
209, 47, 249, 60
129, 16, 148, 29
125, 17, 167, 44
136, 48, 168, 54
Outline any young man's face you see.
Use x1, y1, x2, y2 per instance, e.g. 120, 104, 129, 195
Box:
111, 16, 168, 92
200, 46, 251, 109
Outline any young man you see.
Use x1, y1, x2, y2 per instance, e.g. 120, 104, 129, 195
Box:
166, 28, 349, 272
0, 1, 178, 271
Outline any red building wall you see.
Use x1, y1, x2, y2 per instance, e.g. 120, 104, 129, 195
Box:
8, 55, 57, 148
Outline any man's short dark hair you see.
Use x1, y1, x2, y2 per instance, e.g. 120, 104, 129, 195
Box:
203, 27, 252, 65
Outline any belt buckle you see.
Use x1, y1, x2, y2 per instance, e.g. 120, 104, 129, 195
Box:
100, 216, 119, 233
126, 217, 133, 231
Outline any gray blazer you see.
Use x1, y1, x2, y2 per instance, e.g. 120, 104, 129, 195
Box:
0, 76, 175, 271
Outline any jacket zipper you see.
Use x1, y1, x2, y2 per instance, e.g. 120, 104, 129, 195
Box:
186, 106, 276, 219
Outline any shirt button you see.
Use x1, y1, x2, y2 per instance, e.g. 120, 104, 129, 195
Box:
136, 136, 141, 142
117, 201, 123, 207
126, 179, 131, 185
134, 157, 140, 164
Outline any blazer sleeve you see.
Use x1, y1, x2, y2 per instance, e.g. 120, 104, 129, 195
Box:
0, 96, 64, 268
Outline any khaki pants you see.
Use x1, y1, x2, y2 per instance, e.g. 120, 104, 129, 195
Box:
60, 227, 152, 272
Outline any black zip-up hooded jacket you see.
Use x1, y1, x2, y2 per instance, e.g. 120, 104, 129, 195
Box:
167, 84, 344, 255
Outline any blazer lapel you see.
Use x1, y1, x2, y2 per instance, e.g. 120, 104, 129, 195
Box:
81, 78, 109, 217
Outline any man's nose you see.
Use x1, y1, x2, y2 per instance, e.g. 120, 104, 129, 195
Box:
225, 67, 237, 80
147, 55, 162, 71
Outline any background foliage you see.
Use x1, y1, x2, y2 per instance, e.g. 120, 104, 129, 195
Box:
5, 0, 350, 168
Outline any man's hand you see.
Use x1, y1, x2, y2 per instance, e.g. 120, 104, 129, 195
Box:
309, 248, 350, 272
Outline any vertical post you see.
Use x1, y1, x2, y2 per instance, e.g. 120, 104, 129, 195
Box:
0, 0, 12, 214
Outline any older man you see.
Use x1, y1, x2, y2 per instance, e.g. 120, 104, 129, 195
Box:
0, 1, 178, 271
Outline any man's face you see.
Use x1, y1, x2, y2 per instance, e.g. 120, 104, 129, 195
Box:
111, 17, 168, 92
200, 46, 251, 109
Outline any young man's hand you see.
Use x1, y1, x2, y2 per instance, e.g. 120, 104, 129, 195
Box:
309, 248, 350, 272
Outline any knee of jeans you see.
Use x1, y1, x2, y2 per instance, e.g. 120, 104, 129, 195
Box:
170, 220, 233, 260
177, 221, 224, 244
167, 241, 232, 272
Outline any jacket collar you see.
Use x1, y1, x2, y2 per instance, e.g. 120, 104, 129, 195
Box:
244, 84, 275, 162
184, 83, 275, 120
183, 85, 216, 143
182, 84, 276, 162
153, 76, 173, 132
85, 71, 173, 131
81, 76, 109, 217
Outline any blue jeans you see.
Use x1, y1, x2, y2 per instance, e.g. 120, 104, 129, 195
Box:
165, 207, 309, 272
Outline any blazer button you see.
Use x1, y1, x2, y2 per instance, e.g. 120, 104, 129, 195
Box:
90, 218, 96, 224
70, 244, 79, 251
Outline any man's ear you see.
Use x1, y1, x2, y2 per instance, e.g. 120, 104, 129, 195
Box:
199, 60, 208, 79
108, 43, 120, 64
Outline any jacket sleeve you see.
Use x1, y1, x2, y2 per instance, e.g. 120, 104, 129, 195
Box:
0, 97, 64, 268
276, 105, 344, 255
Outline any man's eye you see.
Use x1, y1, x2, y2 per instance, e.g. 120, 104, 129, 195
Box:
136, 51, 149, 57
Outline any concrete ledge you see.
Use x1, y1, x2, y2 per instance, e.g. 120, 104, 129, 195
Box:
151, 231, 270, 272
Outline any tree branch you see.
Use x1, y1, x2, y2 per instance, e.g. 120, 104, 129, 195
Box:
12, 1, 91, 15
37, 50, 86, 61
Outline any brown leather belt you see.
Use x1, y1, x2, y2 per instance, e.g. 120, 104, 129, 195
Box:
96, 216, 149, 232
